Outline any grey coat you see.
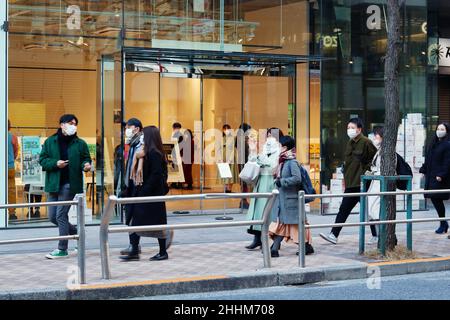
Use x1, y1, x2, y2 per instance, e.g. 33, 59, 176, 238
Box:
271, 159, 302, 225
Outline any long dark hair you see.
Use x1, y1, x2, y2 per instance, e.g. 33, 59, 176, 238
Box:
431, 122, 450, 145
143, 126, 167, 164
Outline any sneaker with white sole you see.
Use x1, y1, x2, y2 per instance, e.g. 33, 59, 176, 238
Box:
319, 232, 338, 244
368, 236, 378, 245
45, 249, 69, 259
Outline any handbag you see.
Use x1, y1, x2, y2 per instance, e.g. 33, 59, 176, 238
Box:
395, 153, 412, 190
239, 161, 260, 185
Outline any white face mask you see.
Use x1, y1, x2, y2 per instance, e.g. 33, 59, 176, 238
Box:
124, 128, 135, 144
63, 124, 77, 136
347, 128, 358, 140
436, 130, 447, 139
373, 139, 381, 149
125, 128, 134, 139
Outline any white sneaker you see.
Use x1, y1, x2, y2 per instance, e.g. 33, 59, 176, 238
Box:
368, 236, 378, 245
319, 232, 338, 245
45, 249, 69, 259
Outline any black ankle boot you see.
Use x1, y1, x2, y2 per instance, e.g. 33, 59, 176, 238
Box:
119, 245, 140, 261
245, 233, 262, 250
296, 242, 315, 256
120, 244, 141, 255
119, 251, 140, 261
270, 235, 284, 258
436, 221, 449, 234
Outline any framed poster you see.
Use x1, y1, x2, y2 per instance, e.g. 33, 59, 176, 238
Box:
21, 136, 43, 184
217, 163, 232, 179
163, 142, 185, 183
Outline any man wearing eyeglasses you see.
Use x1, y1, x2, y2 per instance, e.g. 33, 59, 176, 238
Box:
39, 114, 92, 259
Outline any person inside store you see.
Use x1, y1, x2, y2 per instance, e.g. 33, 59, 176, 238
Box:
171, 122, 184, 189
269, 135, 314, 257
120, 126, 171, 261
24, 183, 42, 219
113, 143, 123, 196
7, 119, 19, 221
119, 118, 144, 256
420, 122, 450, 234
236, 123, 252, 209
245, 128, 283, 250
319, 117, 377, 245
39, 114, 92, 259
180, 128, 195, 190
221, 124, 239, 193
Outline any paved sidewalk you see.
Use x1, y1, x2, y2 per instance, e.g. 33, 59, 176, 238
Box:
1, 208, 450, 298
1, 228, 450, 294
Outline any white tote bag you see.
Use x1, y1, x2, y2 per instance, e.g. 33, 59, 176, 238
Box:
239, 161, 260, 185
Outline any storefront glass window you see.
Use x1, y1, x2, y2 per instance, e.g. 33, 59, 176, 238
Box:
4, 1, 312, 227
319, 0, 432, 214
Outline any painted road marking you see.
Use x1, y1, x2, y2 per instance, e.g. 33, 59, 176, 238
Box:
368, 256, 450, 267
77, 275, 228, 290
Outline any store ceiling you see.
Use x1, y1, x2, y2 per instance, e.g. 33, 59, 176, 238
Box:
9, 0, 303, 61
8, 0, 312, 69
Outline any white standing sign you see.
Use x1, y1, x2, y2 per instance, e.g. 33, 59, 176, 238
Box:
217, 163, 233, 179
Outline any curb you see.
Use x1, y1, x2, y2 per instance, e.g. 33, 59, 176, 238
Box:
1, 257, 450, 300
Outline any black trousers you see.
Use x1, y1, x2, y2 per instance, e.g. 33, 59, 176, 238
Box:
129, 232, 167, 254
331, 187, 377, 238
130, 232, 140, 247
430, 198, 446, 218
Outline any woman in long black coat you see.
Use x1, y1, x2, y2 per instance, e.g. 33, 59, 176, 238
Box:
419, 122, 450, 234
120, 126, 170, 261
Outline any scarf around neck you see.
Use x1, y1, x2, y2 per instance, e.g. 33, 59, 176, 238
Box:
275, 148, 297, 178
129, 132, 142, 148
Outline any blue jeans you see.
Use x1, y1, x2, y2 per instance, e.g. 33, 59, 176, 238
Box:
48, 184, 77, 251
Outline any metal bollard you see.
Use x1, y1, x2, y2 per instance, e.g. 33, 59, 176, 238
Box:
406, 179, 413, 251
76, 194, 86, 284
261, 192, 277, 269
298, 191, 306, 268
261, 218, 271, 268
100, 196, 116, 280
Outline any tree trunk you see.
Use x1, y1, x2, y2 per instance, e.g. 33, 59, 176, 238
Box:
381, 0, 403, 252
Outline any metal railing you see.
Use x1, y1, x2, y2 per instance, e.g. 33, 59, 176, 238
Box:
0, 195, 86, 284
297, 188, 450, 268
99, 190, 279, 280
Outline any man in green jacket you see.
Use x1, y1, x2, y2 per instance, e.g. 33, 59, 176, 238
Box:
39, 114, 91, 259
320, 118, 377, 245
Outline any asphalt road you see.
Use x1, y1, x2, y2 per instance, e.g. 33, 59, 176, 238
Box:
135, 271, 450, 300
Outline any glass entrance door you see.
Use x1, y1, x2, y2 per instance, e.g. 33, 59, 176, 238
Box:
101, 49, 301, 219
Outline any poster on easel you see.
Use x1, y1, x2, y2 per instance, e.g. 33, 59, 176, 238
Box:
163, 141, 185, 183
217, 163, 233, 180
21, 136, 43, 184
